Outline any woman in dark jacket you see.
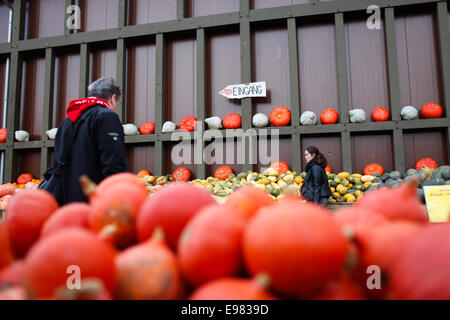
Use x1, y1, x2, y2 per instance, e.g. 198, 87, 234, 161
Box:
301, 146, 331, 206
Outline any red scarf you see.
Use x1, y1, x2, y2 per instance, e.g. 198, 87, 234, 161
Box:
66, 97, 112, 122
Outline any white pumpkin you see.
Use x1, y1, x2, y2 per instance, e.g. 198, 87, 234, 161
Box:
45, 128, 58, 140
300, 111, 317, 126
205, 116, 222, 130
162, 121, 176, 133
401, 106, 418, 120
15, 130, 30, 142
123, 124, 139, 136
348, 109, 366, 123
252, 113, 268, 127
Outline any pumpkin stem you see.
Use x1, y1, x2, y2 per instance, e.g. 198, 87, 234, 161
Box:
254, 273, 271, 289
79, 175, 97, 198
152, 227, 166, 241
405, 177, 418, 189
99, 224, 118, 239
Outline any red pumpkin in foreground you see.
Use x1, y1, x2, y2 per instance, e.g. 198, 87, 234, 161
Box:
226, 186, 274, 219
89, 183, 148, 249
0, 222, 13, 270
371, 107, 390, 122
178, 204, 247, 287
414, 157, 438, 170
0, 261, 25, 290
214, 166, 233, 180
23, 228, 117, 299
41, 202, 91, 238
190, 275, 277, 300
355, 180, 428, 224
320, 109, 339, 124
363, 163, 384, 175
223, 113, 242, 129
269, 107, 291, 126
5, 190, 58, 258
421, 103, 443, 119
390, 223, 450, 299
115, 229, 185, 300
312, 274, 367, 300
137, 183, 216, 250
243, 201, 349, 298
173, 167, 191, 182
270, 161, 290, 174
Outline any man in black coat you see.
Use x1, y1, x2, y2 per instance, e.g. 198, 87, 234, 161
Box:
52, 78, 129, 205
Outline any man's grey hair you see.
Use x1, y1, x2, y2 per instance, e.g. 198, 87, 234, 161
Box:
87, 77, 121, 100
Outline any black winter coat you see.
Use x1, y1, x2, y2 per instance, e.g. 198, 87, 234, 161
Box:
53, 105, 129, 205
301, 160, 331, 203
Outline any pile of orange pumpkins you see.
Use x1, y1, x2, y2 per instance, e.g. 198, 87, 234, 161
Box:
0, 172, 449, 300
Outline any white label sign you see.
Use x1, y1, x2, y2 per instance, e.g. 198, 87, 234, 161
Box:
219, 81, 266, 99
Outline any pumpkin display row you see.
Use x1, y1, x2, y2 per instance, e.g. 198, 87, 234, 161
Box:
1, 173, 449, 300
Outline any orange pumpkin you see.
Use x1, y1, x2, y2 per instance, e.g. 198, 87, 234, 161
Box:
421, 103, 443, 119
223, 113, 242, 129
320, 109, 339, 124
0, 128, 6, 143
17, 174, 33, 185
243, 201, 349, 298
371, 107, 390, 122
0, 261, 25, 289
414, 157, 438, 170
5, 190, 58, 258
269, 107, 291, 126
23, 228, 117, 299
89, 183, 148, 249
189, 275, 277, 300
137, 169, 151, 178
214, 166, 233, 180
363, 163, 384, 175
178, 204, 247, 287
139, 122, 155, 135
115, 229, 185, 300
270, 161, 290, 174
325, 165, 332, 174
179, 116, 197, 132
173, 167, 191, 182
226, 186, 274, 219
41, 203, 91, 238
312, 274, 367, 300
137, 183, 216, 250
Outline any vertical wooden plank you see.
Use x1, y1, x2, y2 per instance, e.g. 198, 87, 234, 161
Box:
41, 48, 55, 176
393, 128, 405, 172
79, 43, 89, 98
155, 33, 165, 175
177, 0, 186, 19
196, 28, 206, 179
334, 12, 349, 123
118, 0, 128, 27
116, 38, 126, 121
288, 18, 301, 172
436, 1, 450, 117
11, 0, 25, 43
341, 131, 352, 173
240, 0, 252, 172
385, 7, 401, 121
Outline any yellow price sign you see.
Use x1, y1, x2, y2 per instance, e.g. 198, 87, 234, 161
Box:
423, 185, 450, 223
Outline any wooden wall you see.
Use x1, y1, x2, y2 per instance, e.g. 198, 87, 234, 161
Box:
1, 1, 448, 181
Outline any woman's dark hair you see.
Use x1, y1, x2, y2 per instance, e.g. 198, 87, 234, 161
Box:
306, 146, 328, 168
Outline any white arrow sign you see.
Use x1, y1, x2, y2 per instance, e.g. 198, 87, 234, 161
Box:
219, 81, 266, 99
